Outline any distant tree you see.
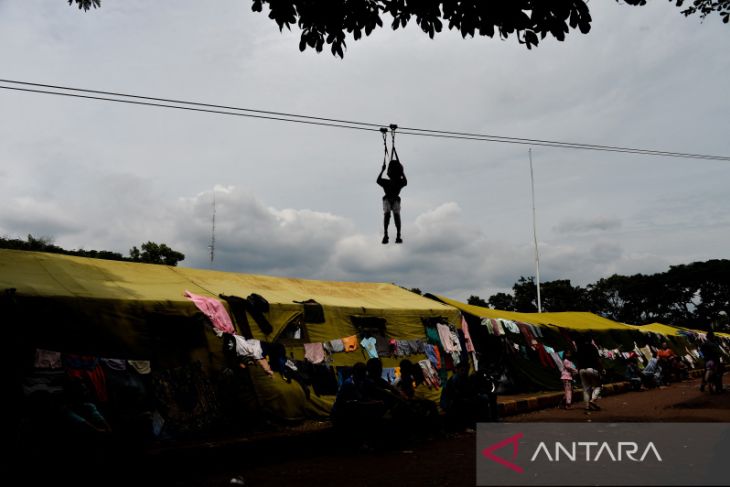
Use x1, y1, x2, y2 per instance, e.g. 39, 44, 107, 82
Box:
0, 234, 126, 261
487, 292, 515, 311
129, 242, 185, 266
512, 276, 539, 313
0, 234, 62, 254
409, 287, 422, 295
67, 1, 728, 58
539, 279, 589, 312
467, 295, 488, 307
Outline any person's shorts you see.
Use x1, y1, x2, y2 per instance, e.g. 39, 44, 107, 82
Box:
579, 368, 601, 388
382, 196, 401, 213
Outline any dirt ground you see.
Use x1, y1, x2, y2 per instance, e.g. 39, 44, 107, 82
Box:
12, 378, 726, 487
143, 378, 728, 487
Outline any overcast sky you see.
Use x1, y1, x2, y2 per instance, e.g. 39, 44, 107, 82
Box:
1, 1, 728, 301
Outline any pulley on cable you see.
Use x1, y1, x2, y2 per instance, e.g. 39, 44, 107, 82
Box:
376, 124, 408, 244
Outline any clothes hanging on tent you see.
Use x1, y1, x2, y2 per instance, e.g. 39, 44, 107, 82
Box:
34, 349, 62, 369
294, 299, 325, 324
304, 343, 326, 364
184, 290, 235, 336
246, 294, 274, 335
64, 354, 108, 403
461, 318, 475, 353
219, 294, 254, 338
360, 337, 378, 359
233, 335, 264, 360
100, 358, 127, 371
374, 335, 392, 357
128, 360, 152, 375
341, 335, 359, 352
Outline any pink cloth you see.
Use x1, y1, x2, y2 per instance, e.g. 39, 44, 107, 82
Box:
436, 323, 460, 353
304, 342, 326, 364
184, 290, 235, 335
461, 317, 475, 353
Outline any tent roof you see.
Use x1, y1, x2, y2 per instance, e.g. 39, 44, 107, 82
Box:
630, 322, 682, 337
0, 249, 456, 313
432, 294, 636, 332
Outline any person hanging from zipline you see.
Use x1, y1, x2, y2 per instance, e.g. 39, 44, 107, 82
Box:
377, 125, 407, 244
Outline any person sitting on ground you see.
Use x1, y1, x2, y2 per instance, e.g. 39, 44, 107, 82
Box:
670, 355, 689, 381
641, 352, 663, 389
331, 362, 386, 428
440, 361, 478, 431
61, 376, 112, 437
394, 359, 416, 399
365, 358, 407, 409
470, 366, 500, 422
377, 156, 407, 244
656, 342, 676, 383
624, 357, 644, 391
399, 363, 442, 438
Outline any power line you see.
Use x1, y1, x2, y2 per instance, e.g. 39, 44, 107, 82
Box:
0, 78, 384, 129
1, 78, 728, 162
0, 85, 380, 133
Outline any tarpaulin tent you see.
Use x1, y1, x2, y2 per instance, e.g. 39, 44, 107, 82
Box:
1, 249, 461, 425
426, 294, 680, 391
630, 323, 683, 337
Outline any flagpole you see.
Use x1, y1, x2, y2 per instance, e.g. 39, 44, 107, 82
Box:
529, 148, 542, 313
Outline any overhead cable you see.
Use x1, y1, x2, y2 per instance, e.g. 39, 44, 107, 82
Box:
1, 78, 728, 162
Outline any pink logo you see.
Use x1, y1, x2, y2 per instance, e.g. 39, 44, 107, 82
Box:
481, 432, 525, 474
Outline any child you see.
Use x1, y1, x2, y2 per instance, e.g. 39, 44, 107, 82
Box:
377, 156, 407, 244
561, 350, 578, 409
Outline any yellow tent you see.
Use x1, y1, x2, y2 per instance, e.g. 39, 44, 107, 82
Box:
432, 294, 636, 332
1, 249, 461, 420
629, 322, 682, 337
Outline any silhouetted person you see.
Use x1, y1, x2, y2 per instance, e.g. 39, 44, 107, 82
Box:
642, 352, 663, 389
656, 341, 676, 383
377, 155, 407, 244
624, 357, 644, 391
365, 358, 406, 409
332, 362, 386, 449
440, 361, 476, 431
700, 331, 723, 393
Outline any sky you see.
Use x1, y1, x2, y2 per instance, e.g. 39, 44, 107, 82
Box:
1, 1, 728, 302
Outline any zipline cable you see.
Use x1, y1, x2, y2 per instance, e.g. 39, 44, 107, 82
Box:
0, 78, 384, 129
1, 78, 729, 162
0, 85, 380, 134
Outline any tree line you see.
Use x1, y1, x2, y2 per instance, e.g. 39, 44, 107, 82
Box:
0, 235, 185, 266
467, 260, 730, 331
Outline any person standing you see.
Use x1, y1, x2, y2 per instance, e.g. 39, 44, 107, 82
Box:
574, 336, 603, 412
700, 331, 723, 393
560, 350, 579, 409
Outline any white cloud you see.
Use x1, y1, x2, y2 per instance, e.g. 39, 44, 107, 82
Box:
554, 216, 622, 234
0, 0, 728, 305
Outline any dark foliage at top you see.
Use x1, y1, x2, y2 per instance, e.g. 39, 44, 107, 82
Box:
68, 1, 728, 57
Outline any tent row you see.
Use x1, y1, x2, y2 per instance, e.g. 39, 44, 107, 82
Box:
1, 249, 727, 444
